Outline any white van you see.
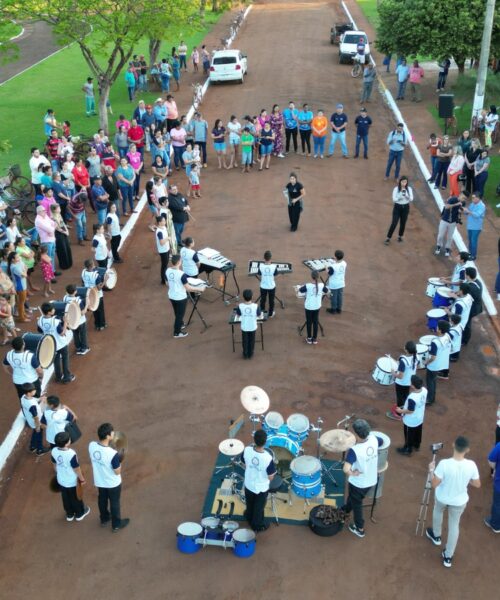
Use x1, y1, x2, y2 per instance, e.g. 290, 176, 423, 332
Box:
209, 49, 248, 83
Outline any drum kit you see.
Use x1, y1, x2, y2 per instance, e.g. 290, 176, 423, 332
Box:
212, 386, 357, 524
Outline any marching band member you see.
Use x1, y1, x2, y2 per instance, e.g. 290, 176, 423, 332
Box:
157, 196, 177, 255
64, 284, 90, 355
446, 283, 473, 353
236, 289, 261, 359
106, 203, 123, 263
241, 429, 276, 532
82, 259, 106, 331
448, 314, 463, 363
38, 302, 75, 384
463, 267, 483, 345
92, 223, 109, 269
440, 251, 473, 291
258, 250, 277, 318
20, 382, 49, 456
341, 419, 382, 538
3, 335, 43, 398
41, 395, 77, 447
386, 340, 418, 421
326, 249, 347, 315
180, 237, 200, 277
156, 215, 170, 286
299, 270, 328, 345
396, 374, 428, 455
425, 320, 451, 405
165, 254, 198, 339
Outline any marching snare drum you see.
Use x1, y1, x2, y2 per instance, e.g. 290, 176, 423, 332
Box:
415, 343, 429, 370
76, 286, 99, 311
372, 356, 398, 385
426, 277, 442, 298
263, 411, 285, 435
232, 529, 256, 558
419, 335, 435, 348
371, 431, 391, 472
22, 332, 56, 369
290, 455, 322, 499
51, 301, 81, 330
265, 433, 301, 462
426, 308, 447, 331
97, 267, 118, 290
432, 286, 454, 308
286, 413, 310, 444
176, 522, 203, 554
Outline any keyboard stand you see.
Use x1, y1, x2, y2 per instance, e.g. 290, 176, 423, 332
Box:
186, 293, 210, 331
298, 320, 325, 337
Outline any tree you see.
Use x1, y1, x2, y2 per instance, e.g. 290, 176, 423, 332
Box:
1, 0, 199, 132
376, 0, 500, 73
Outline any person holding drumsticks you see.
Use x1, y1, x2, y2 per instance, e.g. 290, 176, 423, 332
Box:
38, 302, 75, 384
386, 340, 418, 421
299, 270, 328, 345
165, 254, 199, 339
64, 284, 90, 356
82, 259, 107, 331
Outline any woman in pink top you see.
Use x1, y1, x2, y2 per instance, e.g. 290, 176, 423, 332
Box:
166, 95, 179, 132
409, 60, 424, 102
34, 205, 58, 271
39, 188, 57, 214
115, 114, 131, 131
126, 143, 144, 199
258, 109, 269, 130
170, 122, 187, 170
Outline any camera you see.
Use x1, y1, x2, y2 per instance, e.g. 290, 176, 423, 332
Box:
430, 442, 444, 453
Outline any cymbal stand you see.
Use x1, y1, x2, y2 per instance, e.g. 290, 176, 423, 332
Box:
416, 454, 437, 536
310, 417, 324, 458
249, 413, 262, 434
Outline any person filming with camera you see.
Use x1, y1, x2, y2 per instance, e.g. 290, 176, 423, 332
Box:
426, 436, 481, 568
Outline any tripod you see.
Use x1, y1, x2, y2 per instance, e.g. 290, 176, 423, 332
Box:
416, 453, 438, 536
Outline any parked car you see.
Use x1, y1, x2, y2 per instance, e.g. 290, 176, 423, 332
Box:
338, 30, 370, 64
330, 22, 354, 45
209, 49, 248, 84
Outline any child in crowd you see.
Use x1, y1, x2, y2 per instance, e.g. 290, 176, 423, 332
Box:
0, 294, 19, 344
188, 164, 201, 198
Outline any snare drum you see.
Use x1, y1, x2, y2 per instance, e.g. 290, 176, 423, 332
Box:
433, 286, 454, 308
372, 356, 398, 385
51, 301, 81, 330
22, 332, 56, 369
201, 516, 221, 541
426, 277, 442, 298
232, 529, 256, 558
287, 414, 310, 443
426, 308, 447, 331
265, 434, 300, 462
263, 411, 285, 435
176, 522, 203, 554
290, 455, 322, 498
415, 343, 429, 370
221, 520, 239, 544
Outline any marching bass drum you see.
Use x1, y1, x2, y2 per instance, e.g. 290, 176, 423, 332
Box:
96, 267, 118, 290
51, 300, 81, 330
76, 286, 99, 311
22, 332, 56, 369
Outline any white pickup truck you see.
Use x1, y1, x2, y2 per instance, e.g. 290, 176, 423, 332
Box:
338, 30, 370, 64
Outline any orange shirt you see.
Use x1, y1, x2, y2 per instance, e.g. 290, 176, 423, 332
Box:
312, 115, 328, 137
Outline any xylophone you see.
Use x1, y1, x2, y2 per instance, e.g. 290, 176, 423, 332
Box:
303, 258, 336, 273
248, 260, 293, 310
228, 311, 268, 352
197, 247, 240, 304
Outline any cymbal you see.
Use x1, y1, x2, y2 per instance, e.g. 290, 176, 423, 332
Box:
110, 431, 128, 452
219, 438, 244, 457
320, 429, 356, 453
240, 386, 270, 414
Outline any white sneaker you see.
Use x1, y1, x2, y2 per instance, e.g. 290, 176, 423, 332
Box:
76, 506, 91, 521
313, 154, 318, 158
434, 246, 441, 255
174, 332, 189, 339
278, 153, 285, 158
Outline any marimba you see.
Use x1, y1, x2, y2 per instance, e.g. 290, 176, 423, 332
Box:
197, 247, 240, 304
247, 260, 293, 310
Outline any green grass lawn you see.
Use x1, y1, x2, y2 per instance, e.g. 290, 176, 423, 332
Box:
0, 21, 23, 41
0, 11, 222, 174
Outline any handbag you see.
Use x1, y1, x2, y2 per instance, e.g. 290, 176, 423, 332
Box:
65, 420, 82, 443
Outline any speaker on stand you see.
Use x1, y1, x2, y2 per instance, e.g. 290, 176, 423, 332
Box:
439, 94, 454, 134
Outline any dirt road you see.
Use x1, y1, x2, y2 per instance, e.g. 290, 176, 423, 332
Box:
0, 2, 498, 599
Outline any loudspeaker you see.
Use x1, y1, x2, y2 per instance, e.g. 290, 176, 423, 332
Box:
438, 94, 454, 119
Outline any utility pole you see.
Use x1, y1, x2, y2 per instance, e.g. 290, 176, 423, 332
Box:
471, 0, 496, 124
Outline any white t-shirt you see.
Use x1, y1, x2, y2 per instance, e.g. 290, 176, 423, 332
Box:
227, 121, 241, 144
434, 457, 480, 506
243, 446, 275, 494
259, 263, 277, 290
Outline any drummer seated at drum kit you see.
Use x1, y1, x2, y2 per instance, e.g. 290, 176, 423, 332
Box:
64, 284, 90, 356
341, 419, 383, 539
241, 429, 277, 533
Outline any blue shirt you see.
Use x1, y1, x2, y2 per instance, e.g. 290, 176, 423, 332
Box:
91, 184, 108, 209
387, 130, 407, 151
298, 110, 313, 131
192, 119, 208, 142
354, 115, 372, 135
283, 108, 299, 129
154, 105, 167, 122
489, 442, 500, 492
330, 113, 348, 131
466, 201, 486, 231
395, 64, 410, 83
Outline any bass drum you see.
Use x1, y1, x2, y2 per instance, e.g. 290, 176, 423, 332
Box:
51, 301, 81, 330
76, 286, 99, 311
22, 332, 56, 369
97, 267, 118, 290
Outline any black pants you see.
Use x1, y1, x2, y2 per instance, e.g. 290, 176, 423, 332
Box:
73, 322, 88, 352
462, 316, 472, 345
196, 140, 207, 164
15, 378, 41, 399
61, 485, 85, 518
387, 204, 410, 239
395, 383, 410, 407
299, 130, 311, 154
170, 298, 187, 335
403, 423, 423, 450
342, 483, 372, 530
159, 251, 170, 284
54, 345, 71, 381
463, 165, 475, 194
29, 428, 43, 451
285, 128, 298, 152
93, 297, 106, 329
305, 308, 319, 340
98, 484, 122, 528
244, 487, 268, 531
450, 350, 460, 362
97, 258, 108, 268
110, 235, 121, 261
260, 288, 275, 314
242, 330, 256, 358
288, 203, 301, 231
426, 369, 438, 405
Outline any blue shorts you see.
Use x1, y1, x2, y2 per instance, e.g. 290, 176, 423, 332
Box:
148, 204, 157, 215
242, 152, 252, 165
214, 142, 226, 152
260, 144, 273, 156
